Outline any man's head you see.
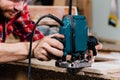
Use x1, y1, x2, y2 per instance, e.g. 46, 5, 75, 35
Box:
0, 0, 25, 19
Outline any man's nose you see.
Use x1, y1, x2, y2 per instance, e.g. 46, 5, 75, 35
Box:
14, 2, 24, 11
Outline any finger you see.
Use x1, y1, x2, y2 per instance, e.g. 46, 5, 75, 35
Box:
89, 56, 95, 64
66, 55, 72, 61
34, 48, 49, 61
38, 54, 50, 61
34, 46, 51, 60
85, 50, 93, 61
48, 33, 64, 38
86, 50, 96, 63
85, 50, 93, 58
46, 38, 64, 50
42, 43, 63, 57
95, 42, 103, 50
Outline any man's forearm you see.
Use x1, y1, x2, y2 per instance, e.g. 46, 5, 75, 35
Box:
0, 42, 37, 63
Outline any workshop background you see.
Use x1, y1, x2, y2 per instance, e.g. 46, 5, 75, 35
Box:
1, 0, 120, 80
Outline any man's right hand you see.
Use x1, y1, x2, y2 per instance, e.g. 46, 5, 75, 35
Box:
33, 33, 64, 61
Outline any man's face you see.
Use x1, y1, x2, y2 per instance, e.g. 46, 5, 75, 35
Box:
0, 0, 24, 19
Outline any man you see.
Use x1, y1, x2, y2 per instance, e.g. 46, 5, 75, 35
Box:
0, 0, 102, 63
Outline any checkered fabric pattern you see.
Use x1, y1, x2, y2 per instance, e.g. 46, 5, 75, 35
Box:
0, 4, 44, 42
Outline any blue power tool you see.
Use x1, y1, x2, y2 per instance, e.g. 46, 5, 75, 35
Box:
55, 0, 98, 68
30, 0, 99, 69
27, 1, 98, 79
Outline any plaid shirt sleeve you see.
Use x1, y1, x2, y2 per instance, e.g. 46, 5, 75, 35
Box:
13, 4, 44, 42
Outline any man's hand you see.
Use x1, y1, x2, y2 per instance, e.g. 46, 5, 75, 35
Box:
85, 42, 102, 63
33, 33, 64, 61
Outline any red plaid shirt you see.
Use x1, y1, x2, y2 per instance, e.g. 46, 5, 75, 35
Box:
0, 4, 44, 42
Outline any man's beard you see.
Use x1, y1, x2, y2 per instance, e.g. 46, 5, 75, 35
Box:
0, 9, 15, 22
0, 9, 6, 22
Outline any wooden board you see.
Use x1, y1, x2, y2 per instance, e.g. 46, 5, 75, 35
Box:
100, 43, 120, 52
96, 52, 120, 61
28, 5, 77, 25
54, 0, 66, 6
9, 53, 120, 80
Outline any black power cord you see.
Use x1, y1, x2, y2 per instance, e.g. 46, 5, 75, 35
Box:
69, 0, 72, 15
28, 14, 64, 80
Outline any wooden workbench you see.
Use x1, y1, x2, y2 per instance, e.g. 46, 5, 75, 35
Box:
2, 39, 120, 80
0, 50, 119, 80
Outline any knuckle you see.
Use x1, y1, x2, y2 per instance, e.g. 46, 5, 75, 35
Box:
42, 43, 48, 48
57, 50, 63, 57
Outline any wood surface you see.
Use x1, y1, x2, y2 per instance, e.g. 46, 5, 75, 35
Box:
28, 5, 77, 25
9, 52, 120, 80
101, 42, 120, 52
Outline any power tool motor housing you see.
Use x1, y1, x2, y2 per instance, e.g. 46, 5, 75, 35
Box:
55, 15, 91, 68
59, 15, 88, 59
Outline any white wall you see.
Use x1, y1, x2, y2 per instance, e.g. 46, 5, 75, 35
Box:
91, 0, 120, 42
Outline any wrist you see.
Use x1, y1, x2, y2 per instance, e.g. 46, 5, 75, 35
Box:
26, 42, 37, 59
31, 40, 40, 58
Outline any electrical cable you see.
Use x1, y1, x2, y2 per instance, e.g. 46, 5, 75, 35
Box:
2, 22, 6, 42
28, 14, 64, 80
69, 0, 72, 15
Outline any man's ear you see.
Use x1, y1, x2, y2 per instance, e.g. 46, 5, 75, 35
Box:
95, 42, 102, 50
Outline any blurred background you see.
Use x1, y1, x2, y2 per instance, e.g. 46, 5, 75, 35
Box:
27, 0, 120, 44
